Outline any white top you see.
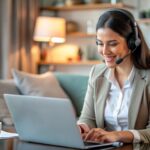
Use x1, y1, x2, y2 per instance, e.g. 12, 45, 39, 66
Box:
104, 66, 140, 142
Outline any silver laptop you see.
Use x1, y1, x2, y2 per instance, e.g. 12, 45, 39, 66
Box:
4, 94, 121, 149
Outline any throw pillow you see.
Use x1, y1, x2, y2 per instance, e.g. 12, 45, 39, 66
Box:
12, 69, 68, 98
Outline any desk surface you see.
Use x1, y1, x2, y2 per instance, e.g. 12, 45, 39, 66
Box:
0, 138, 150, 150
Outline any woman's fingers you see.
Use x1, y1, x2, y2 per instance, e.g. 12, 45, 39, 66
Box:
82, 132, 88, 139
82, 128, 128, 143
84, 128, 105, 141
83, 128, 119, 143
78, 124, 90, 133
84, 128, 95, 141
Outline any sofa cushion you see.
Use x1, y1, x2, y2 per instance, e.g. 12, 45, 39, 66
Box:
0, 80, 20, 126
55, 73, 88, 117
12, 69, 68, 98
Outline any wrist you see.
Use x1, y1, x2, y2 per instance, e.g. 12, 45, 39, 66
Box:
117, 131, 134, 143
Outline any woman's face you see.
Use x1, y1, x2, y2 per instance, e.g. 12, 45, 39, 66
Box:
96, 27, 130, 68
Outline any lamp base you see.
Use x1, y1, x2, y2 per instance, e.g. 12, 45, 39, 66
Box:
40, 48, 47, 62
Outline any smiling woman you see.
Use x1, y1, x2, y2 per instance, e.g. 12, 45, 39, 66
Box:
77, 8, 150, 144
96, 28, 130, 69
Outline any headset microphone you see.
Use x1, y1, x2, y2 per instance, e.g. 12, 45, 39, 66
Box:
115, 51, 131, 64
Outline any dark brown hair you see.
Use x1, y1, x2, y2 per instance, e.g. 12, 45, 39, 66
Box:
96, 9, 150, 69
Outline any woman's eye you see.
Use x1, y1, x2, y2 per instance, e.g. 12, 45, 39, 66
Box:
96, 41, 103, 46
98, 43, 103, 46
109, 42, 118, 46
96, 40, 101, 45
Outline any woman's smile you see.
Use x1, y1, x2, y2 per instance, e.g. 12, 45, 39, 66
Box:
104, 55, 116, 63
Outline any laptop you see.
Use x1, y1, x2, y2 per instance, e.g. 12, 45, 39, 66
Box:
4, 94, 122, 149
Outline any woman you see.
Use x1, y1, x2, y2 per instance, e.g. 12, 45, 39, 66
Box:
78, 8, 150, 144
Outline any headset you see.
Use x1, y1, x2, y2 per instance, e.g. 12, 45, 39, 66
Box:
104, 8, 141, 51
96, 9, 141, 64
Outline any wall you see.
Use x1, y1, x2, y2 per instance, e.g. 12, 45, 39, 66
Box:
138, 0, 150, 47
138, 0, 150, 10
56, 0, 150, 59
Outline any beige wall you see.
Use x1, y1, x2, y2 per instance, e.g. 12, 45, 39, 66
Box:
57, 0, 150, 51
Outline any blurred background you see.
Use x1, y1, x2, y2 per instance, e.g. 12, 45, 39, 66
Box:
0, 0, 150, 78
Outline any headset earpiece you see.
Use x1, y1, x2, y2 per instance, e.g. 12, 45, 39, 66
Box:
127, 33, 141, 51
105, 9, 141, 52
127, 21, 141, 52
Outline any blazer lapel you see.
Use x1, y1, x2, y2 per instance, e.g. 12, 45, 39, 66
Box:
95, 76, 110, 128
128, 70, 146, 129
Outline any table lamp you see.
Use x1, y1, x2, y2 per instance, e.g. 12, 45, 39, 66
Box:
33, 16, 66, 61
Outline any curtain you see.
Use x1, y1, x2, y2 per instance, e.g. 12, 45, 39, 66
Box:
0, 0, 39, 79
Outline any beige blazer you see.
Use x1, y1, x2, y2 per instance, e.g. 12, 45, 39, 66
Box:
78, 64, 150, 143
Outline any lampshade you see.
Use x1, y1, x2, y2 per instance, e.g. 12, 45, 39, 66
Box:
33, 16, 66, 43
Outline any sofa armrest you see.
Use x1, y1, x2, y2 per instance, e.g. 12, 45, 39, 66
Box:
0, 80, 20, 126
55, 73, 88, 117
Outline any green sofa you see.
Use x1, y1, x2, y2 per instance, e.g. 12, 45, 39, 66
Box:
0, 73, 89, 127
55, 73, 88, 116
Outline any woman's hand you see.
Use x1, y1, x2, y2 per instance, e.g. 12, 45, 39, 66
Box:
84, 128, 119, 143
84, 128, 134, 143
77, 124, 91, 139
